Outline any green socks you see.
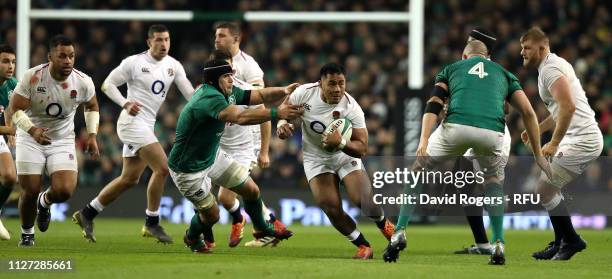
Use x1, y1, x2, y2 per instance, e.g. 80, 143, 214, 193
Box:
484, 182, 505, 243
243, 196, 273, 233
395, 182, 423, 231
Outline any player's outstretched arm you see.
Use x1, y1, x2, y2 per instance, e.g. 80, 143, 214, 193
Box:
82, 95, 100, 159
249, 83, 300, 107
218, 102, 303, 126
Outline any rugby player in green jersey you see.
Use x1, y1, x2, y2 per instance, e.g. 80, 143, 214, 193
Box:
168, 59, 302, 253
383, 40, 552, 265
0, 44, 17, 240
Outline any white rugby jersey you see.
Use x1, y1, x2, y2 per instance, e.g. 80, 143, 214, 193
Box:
104, 51, 193, 126
220, 76, 257, 150
538, 53, 598, 137
232, 50, 264, 86
14, 63, 95, 140
232, 50, 265, 151
288, 82, 366, 158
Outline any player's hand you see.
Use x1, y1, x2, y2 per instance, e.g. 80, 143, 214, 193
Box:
277, 103, 303, 120
322, 129, 342, 150
85, 135, 100, 160
28, 127, 51, 145
535, 155, 553, 180
7, 135, 15, 147
520, 130, 529, 145
257, 151, 270, 168
542, 141, 559, 159
416, 140, 429, 157
283, 83, 301, 95
277, 122, 295, 140
123, 101, 142, 116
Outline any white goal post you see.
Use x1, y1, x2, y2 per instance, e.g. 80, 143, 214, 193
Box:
17, 0, 424, 89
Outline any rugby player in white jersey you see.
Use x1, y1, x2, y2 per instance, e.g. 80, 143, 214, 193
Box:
214, 22, 279, 247
73, 25, 194, 243
5, 35, 100, 247
277, 63, 394, 259
520, 27, 603, 261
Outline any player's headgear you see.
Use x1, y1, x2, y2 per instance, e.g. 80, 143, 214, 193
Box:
203, 59, 233, 92
469, 27, 497, 54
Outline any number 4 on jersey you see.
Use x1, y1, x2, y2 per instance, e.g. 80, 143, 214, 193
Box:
468, 62, 488, 78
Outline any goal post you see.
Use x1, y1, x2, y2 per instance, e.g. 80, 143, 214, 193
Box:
16, 1, 424, 89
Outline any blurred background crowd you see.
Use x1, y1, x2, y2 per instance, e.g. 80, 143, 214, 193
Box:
0, 0, 610, 192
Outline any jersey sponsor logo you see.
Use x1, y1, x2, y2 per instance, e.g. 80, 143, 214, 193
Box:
46, 103, 63, 118
194, 189, 204, 197
70, 90, 77, 99
68, 154, 74, 160
151, 80, 166, 96
351, 160, 357, 167
310, 121, 326, 134
37, 86, 47, 93
141, 67, 150, 73
167, 68, 174, 77
128, 144, 134, 150
302, 103, 311, 112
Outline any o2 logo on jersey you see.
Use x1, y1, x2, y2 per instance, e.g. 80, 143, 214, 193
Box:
310, 121, 326, 134
151, 80, 166, 96
46, 103, 64, 118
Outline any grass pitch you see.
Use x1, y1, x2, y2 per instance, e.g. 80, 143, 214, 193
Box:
0, 219, 610, 278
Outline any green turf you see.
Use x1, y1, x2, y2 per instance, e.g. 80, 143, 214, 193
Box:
0, 219, 610, 278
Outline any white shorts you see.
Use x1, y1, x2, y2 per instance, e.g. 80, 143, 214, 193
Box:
0, 137, 9, 154
427, 123, 505, 179
303, 152, 363, 182
540, 132, 603, 188
117, 111, 158, 157
464, 125, 511, 180
15, 135, 77, 175
170, 148, 250, 210
221, 145, 256, 170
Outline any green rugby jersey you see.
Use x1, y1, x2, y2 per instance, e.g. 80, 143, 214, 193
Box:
435, 56, 521, 133
0, 77, 17, 111
168, 84, 248, 173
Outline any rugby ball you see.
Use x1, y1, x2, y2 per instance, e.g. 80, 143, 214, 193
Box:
322, 118, 352, 152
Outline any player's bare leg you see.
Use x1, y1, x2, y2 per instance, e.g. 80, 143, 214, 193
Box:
36, 170, 78, 233
342, 170, 393, 240
73, 156, 146, 242
310, 173, 372, 259
0, 152, 17, 240
17, 174, 42, 247
138, 143, 173, 243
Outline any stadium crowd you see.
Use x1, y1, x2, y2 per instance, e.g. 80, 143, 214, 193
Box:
0, 0, 610, 191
